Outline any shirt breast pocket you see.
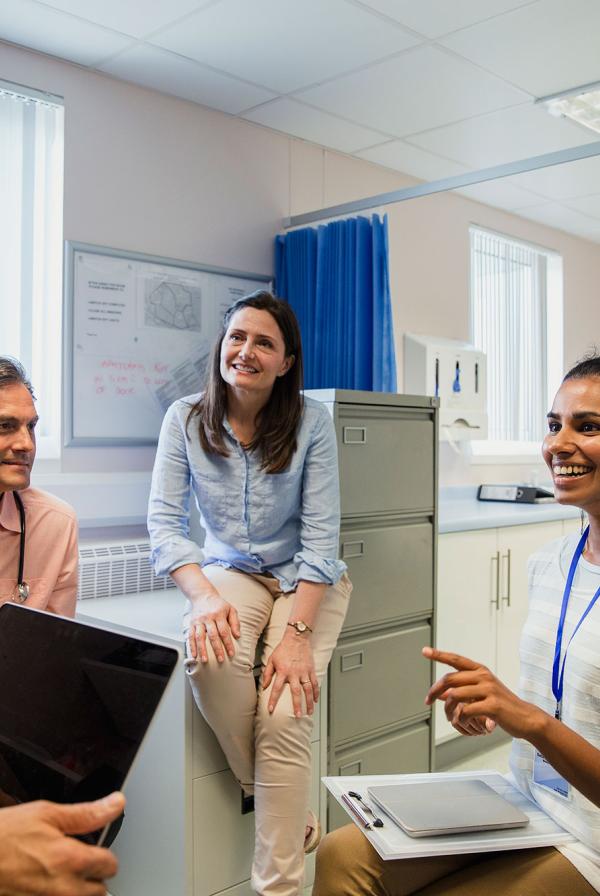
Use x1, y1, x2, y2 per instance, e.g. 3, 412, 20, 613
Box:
261, 468, 303, 524
192, 470, 228, 526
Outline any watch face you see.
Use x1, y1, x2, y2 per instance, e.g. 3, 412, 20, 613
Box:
295, 621, 307, 632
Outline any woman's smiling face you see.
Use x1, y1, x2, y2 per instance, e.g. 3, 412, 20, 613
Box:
219, 306, 293, 399
543, 376, 600, 515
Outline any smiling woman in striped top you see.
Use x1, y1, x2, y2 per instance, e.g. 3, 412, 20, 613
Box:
314, 354, 600, 896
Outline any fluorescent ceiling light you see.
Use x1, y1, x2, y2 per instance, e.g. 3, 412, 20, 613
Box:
538, 80, 600, 135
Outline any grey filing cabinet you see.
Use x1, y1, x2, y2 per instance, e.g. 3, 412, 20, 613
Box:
305, 390, 438, 830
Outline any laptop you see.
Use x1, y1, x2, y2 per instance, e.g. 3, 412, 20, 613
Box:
0, 603, 179, 843
368, 778, 530, 838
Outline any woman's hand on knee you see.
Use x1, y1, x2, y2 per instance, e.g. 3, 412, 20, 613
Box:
188, 592, 241, 663
262, 634, 319, 718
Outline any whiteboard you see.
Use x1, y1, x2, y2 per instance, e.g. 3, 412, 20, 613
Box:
64, 242, 271, 445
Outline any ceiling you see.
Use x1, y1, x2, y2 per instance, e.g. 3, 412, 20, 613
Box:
2, 0, 600, 242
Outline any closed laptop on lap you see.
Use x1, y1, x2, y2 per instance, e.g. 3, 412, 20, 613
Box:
368, 779, 530, 838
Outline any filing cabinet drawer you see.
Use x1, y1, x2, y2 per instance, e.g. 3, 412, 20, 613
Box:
336, 405, 434, 516
340, 521, 433, 630
193, 741, 320, 895
329, 624, 431, 745
328, 724, 431, 830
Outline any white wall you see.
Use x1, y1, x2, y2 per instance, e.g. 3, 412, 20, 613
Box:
2, 40, 599, 499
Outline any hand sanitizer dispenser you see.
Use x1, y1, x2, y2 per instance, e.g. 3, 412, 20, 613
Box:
404, 334, 488, 441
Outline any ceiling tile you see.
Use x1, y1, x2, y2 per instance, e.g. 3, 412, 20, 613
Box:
509, 154, 600, 201
518, 201, 600, 242
0, 0, 133, 65
357, 0, 537, 40
296, 45, 529, 138
38, 0, 210, 40
440, 0, 600, 97
453, 178, 544, 211
564, 193, 600, 219
408, 103, 597, 169
150, 0, 420, 94
99, 44, 275, 114
242, 98, 386, 154
357, 140, 468, 181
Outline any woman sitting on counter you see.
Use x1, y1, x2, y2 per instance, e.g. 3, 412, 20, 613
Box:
148, 291, 351, 896
314, 353, 600, 896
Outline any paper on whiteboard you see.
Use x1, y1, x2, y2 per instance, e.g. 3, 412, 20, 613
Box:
71, 251, 263, 441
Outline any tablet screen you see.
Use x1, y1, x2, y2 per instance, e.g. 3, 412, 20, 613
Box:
0, 604, 179, 841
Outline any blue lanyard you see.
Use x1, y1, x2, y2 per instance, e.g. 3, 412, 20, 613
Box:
552, 526, 600, 720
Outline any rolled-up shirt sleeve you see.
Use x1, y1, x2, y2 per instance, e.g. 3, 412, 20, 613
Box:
293, 408, 346, 586
148, 402, 205, 577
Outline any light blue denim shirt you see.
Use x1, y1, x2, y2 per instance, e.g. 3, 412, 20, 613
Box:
148, 395, 346, 592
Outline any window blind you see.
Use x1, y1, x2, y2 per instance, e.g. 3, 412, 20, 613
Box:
0, 81, 64, 455
470, 227, 547, 443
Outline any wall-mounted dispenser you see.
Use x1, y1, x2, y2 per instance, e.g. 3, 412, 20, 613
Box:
403, 333, 487, 441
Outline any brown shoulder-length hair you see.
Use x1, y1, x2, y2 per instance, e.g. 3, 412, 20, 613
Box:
186, 290, 304, 473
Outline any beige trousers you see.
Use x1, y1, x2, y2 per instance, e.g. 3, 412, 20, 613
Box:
184, 566, 351, 896
313, 823, 596, 896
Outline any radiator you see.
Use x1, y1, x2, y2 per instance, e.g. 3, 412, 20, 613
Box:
78, 540, 176, 600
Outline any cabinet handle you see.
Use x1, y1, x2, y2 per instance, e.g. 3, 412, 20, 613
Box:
340, 651, 364, 672
490, 551, 500, 610
339, 760, 362, 775
501, 549, 511, 606
341, 540, 365, 560
343, 426, 367, 445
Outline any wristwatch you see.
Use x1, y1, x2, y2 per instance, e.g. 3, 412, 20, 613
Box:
287, 620, 313, 635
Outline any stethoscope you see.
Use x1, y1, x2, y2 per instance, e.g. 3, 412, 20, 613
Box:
12, 490, 30, 602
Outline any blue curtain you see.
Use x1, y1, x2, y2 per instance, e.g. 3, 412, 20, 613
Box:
275, 214, 397, 392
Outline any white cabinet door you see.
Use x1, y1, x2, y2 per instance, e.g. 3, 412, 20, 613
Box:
435, 529, 498, 743
496, 521, 563, 693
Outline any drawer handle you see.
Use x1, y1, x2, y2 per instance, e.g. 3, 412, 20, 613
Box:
342, 540, 365, 560
339, 760, 362, 775
340, 650, 364, 672
343, 426, 367, 445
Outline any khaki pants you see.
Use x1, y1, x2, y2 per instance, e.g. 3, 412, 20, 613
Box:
184, 566, 351, 896
313, 823, 596, 896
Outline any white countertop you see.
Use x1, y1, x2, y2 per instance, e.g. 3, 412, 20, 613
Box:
77, 589, 186, 641
439, 486, 580, 533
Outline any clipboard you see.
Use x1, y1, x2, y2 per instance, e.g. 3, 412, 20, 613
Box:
323, 771, 575, 860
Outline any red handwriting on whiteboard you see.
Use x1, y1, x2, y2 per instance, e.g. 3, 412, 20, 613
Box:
94, 359, 170, 398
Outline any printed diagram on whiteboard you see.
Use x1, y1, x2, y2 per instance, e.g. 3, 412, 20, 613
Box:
144, 278, 202, 331
69, 247, 267, 443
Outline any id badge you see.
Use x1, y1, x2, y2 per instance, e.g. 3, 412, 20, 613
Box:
533, 750, 571, 800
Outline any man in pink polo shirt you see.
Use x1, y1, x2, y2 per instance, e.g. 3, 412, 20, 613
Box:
0, 357, 77, 616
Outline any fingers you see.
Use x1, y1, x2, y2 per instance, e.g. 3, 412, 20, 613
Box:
229, 605, 241, 640
268, 672, 286, 714
422, 646, 481, 672
262, 658, 274, 691
215, 616, 236, 659
49, 793, 125, 836
189, 613, 236, 664
301, 678, 314, 716
426, 669, 479, 705
71, 842, 120, 881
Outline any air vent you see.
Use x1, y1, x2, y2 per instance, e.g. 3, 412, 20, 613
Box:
78, 541, 176, 600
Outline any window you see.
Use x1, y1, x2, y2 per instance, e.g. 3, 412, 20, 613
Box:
469, 226, 563, 457
0, 79, 64, 458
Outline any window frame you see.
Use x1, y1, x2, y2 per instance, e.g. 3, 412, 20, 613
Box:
468, 225, 563, 463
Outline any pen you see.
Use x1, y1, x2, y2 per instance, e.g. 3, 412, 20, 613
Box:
341, 792, 372, 829
348, 790, 384, 827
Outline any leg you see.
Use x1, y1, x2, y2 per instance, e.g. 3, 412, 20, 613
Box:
314, 827, 597, 896
417, 846, 596, 896
252, 575, 351, 896
313, 824, 475, 896
183, 566, 273, 792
